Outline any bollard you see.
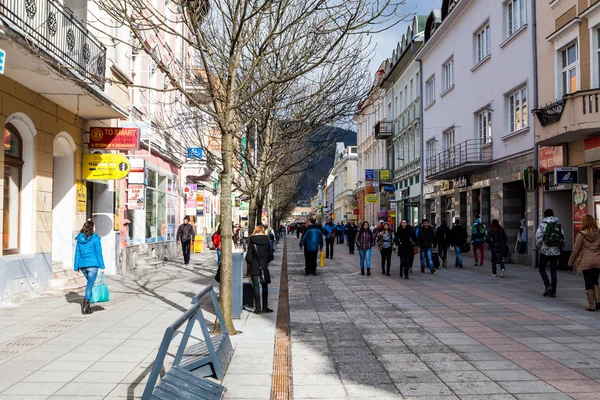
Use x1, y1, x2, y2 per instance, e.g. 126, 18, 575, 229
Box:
231, 248, 243, 319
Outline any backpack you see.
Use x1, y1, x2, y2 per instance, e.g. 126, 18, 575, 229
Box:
473, 223, 486, 240
543, 222, 563, 248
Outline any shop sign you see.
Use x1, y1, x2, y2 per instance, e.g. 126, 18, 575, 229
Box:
76, 181, 86, 213
331, 213, 336, 220
594, 169, 600, 196
0, 48, 5, 74
585, 136, 600, 163
187, 147, 203, 160
353, 208, 360, 215
197, 192, 204, 216
127, 184, 145, 210
453, 176, 469, 188
440, 180, 453, 191
383, 185, 395, 193
389, 202, 396, 210
379, 169, 391, 182
400, 189, 410, 199
555, 167, 578, 184
128, 158, 145, 184
193, 234, 204, 253
82, 154, 130, 180
539, 146, 564, 173
423, 184, 437, 195
405, 201, 419, 207
366, 184, 376, 194
89, 127, 139, 150
366, 194, 379, 203
573, 184, 588, 223
184, 184, 197, 193
186, 194, 197, 215
365, 169, 374, 181
388, 211, 396, 218
523, 166, 538, 192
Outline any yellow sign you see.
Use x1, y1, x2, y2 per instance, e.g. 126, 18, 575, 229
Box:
380, 169, 391, 181
366, 194, 379, 203
331, 213, 336, 220
193, 234, 204, 253
83, 154, 130, 180
76, 181, 86, 213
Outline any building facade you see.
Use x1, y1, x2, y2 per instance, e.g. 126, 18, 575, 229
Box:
533, 0, 600, 263
418, 0, 536, 264
332, 144, 358, 224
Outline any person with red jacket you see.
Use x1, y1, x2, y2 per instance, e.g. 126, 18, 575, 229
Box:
213, 224, 222, 266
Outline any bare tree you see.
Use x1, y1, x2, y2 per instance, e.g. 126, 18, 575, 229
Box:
91, 0, 406, 333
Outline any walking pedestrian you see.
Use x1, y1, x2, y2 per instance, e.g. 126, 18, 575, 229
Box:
323, 220, 336, 259
176, 216, 196, 266
377, 222, 394, 276
245, 224, 274, 314
242, 223, 249, 251
356, 221, 376, 276
471, 215, 487, 267
449, 218, 468, 269
346, 221, 358, 254
435, 220, 451, 268
568, 215, 600, 311
74, 220, 105, 315
299, 218, 324, 276
395, 219, 417, 279
336, 222, 345, 244
487, 219, 508, 277
212, 224, 222, 266
417, 219, 437, 274
535, 209, 566, 297
517, 213, 527, 254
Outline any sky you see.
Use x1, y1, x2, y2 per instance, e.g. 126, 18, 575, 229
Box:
368, 0, 441, 77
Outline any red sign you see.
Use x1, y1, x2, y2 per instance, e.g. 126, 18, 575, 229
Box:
353, 209, 360, 215
538, 146, 563, 173
573, 184, 588, 223
89, 127, 139, 149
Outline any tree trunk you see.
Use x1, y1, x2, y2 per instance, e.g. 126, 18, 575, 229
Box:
218, 129, 238, 334
248, 187, 260, 233
256, 196, 264, 227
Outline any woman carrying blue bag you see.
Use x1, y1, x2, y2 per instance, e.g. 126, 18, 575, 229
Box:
74, 220, 106, 315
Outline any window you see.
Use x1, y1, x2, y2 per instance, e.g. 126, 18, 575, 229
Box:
427, 140, 436, 160
507, 0, 526, 36
444, 130, 455, 151
3, 124, 22, 254
425, 76, 435, 106
476, 25, 491, 63
443, 59, 454, 91
597, 29, 600, 86
415, 72, 420, 96
509, 88, 528, 132
561, 43, 578, 96
478, 110, 492, 144
409, 79, 414, 101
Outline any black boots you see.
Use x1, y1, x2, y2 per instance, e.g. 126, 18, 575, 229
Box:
263, 290, 273, 313
82, 300, 92, 315
367, 269, 371, 276
361, 268, 365, 275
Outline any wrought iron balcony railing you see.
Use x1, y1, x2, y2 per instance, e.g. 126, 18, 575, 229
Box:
426, 139, 492, 178
0, 0, 106, 89
373, 120, 393, 139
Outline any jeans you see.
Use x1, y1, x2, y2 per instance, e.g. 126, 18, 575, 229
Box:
80, 267, 99, 300
181, 239, 191, 264
539, 254, 559, 291
400, 255, 411, 276
326, 239, 335, 258
473, 243, 485, 264
380, 247, 392, 274
583, 269, 600, 290
453, 246, 463, 267
358, 248, 372, 270
420, 248, 434, 271
251, 275, 268, 310
217, 249, 222, 266
491, 247, 505, 275
304, 249, 318, 274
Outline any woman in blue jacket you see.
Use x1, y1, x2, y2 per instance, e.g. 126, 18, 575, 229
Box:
74, 220, 105, 314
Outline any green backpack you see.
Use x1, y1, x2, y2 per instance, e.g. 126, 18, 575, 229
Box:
543, 222, 562, 248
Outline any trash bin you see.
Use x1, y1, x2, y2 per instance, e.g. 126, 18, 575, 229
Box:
232, 248, 244, 319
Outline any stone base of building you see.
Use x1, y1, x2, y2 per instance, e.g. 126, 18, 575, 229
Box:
120, 241, 183, 272
0, 253, 52, 304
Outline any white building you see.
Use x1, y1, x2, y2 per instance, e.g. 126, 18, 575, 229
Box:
332, 144, 358, 223
417, 0, 536, 263
381, 16, 426, 227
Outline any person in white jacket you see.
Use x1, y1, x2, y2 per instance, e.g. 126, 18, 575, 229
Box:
535, 209, 566, 298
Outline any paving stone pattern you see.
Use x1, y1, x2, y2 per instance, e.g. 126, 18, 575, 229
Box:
287, 236, 600, 400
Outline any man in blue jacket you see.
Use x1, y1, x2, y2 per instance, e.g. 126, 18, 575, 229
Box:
300, 218, 324, 276
323, 220, 336, 259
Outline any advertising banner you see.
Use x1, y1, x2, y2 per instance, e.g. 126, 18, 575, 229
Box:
89, 127, 139, 150
379, 169, 391, 182
365, 169, 374, 181
573, 184, 588, 223
127, 184, 145, 210
193, 235, 204, 253
82, 154, 130, 180
76, 181, 87, 213
366, 194, 379, 203
128, 158, 145, 184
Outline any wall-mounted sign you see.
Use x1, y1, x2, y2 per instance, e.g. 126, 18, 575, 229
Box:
365, 169, 374, 181
573, 184, 588, 223
405, 201, 419, 207
353, 208, 360, 215
89, 127, 139, 150
400, 189, 410, 199
539, 146, 564, 173
440, 180, 453, 191
76, 181, 86, 213
193, 235, 204, 253
453, 176, 469, 188
423, 184, 438, 195
128, 158, 145, 184
523, 166, 538, 192
187, 147, 203, 160
82, 154, 130, 180
366, 184, 376, 194
127, 184, 145, 210
0, 48, 5, 74
555, 167, 578, 184
379, 169, 391, 182
366, 194, 379, 203
388, 211, 396, 218
383, 185, 395, 193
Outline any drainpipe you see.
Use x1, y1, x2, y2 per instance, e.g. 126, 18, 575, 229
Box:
418, 59, 425, 223
531, 0, 539, 269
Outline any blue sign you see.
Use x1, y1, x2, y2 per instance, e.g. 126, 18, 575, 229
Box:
365, 169, 374, 181
187, 147, 203, 160
555, 167, 578, 184
383, 185, 395, 193
0, 48, 5, 74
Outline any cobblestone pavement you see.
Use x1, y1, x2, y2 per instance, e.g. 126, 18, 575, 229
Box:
0, 248, 280, 400
286, 236, 600, 400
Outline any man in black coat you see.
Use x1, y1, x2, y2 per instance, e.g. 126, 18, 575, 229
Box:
345, 221, 358, 254
435, 220, 451, 268
417, 219, 437, 274
449, 218, 469, 269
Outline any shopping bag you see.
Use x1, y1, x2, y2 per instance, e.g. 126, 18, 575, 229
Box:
90, 273, 110, 303
319, 251, 325, 268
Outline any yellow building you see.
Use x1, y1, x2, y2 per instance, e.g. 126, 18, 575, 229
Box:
0, 1, 128, 301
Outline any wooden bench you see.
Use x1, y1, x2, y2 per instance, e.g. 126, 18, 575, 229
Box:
142, 286, 232, 400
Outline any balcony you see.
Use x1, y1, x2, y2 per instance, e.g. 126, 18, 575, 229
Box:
373, 120, 393, 139
534, 89, 600, 146
0, 0, 106, 89
426, 139, 492, 180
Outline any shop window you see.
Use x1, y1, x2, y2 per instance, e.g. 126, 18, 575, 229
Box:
3, 125, 23, 254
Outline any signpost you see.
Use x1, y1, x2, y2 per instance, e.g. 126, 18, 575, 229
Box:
89, 127, 140, 150
0, 48, 5, 74
187, 148, 203, 160
82, 154, 130, 180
